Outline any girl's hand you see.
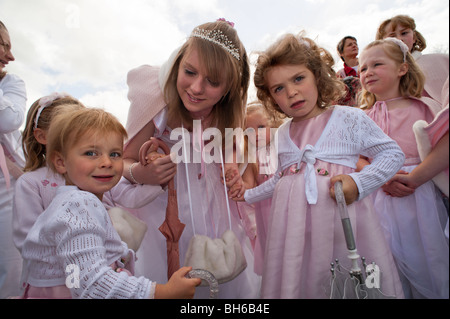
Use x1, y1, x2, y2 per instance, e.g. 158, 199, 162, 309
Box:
221, 162, 241, 187
131, 138, 176, 186
228, 180, 246, 201
140, 139, 165, 164
382, 171, 416, 197
221, 163, 246, 199
154, 267, 201, 299
329, 174, 359, 205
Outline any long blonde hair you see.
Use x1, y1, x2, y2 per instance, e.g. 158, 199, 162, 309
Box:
22, 95, 84, 172
376, 15, 426, 53
359, 39, 425, 109
164, 20, 249, 133
253, 32, 345, 118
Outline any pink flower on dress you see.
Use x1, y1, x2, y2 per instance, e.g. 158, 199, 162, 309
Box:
41, 179, 49, 186
51, 183, 58, 187
317, 168, 329, 176
290, 165, 300, 174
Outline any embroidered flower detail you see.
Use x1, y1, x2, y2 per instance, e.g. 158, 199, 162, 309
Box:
51, 183, 58, 187
317, 168, 329, 176
41, 179, 49, 186
290, 165, 300, 174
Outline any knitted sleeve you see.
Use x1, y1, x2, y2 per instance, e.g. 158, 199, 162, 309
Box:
12, 173, 45, 253
347, 110, 405, 200
55, 193, 155, 299
105, 176, 164, 209
244, 169, 281, 204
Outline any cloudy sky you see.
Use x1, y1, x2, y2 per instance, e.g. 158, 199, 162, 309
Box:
1, 0, 448, 127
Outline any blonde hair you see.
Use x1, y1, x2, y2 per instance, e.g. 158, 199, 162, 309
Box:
253, 32, 345, 117
164, 20, 249, 133
46, 108, 127, 174
22, 95, 85, 172
359, 39, 425, 109
376, 15, 426, 53
245, 100, 284, 128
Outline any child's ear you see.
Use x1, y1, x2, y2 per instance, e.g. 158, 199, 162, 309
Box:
33, 128, 47, 145
52, 151, 67, 175
398, 62, 409, 77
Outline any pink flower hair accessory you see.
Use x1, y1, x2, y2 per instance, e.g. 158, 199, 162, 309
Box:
217, 18, 235, 28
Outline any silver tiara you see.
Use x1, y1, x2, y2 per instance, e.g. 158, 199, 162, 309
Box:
191, 27, 240, 61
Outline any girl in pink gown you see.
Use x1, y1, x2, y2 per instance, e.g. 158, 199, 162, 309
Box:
240, 101, 284, 275
243, 33, 405, 299
122, 20, 261, 298
359, 38, 449, 299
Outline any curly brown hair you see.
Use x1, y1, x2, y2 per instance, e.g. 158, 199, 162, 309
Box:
253, 32, 345, 118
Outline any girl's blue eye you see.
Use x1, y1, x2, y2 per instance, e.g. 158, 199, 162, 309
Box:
110, 152, 122, 158
274, 86, 283, 93
85, 151, 96, 156
295, 76, 304, 82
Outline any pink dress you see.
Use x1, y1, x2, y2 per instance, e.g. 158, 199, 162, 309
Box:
125, 65, 261, 299
367, 98, 449, 299
253, 146, 277, 276
248, 106, 405, 299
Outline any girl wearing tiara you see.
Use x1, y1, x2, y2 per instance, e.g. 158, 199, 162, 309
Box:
359, 38, 449, 299
243, 32, 405, 298
123, 20, 260, 298
20, 107, 200, 298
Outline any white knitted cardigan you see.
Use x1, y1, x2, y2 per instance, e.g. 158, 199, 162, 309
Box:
21, 185, 155, 299
244, 106, 405, 204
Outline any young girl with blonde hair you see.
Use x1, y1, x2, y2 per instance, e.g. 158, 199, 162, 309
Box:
376, 14, 449, 113
239, 101, 284, 275
13, 94, 165, 294
13, 93, 85, 253
243, 32, 405, 298
359, 37, 449, 299
20, 107, 200, 298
